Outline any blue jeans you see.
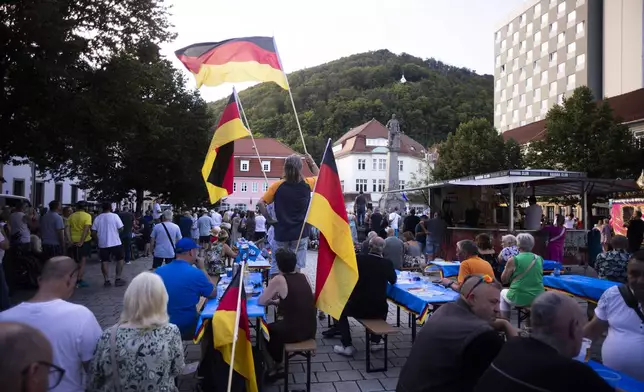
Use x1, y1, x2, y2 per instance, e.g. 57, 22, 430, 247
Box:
356, 209, 365, 226
274, 238, 309, 270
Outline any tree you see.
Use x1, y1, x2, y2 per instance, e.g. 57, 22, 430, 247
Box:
525, 86, 641, 179
208, 50, 494, 161
431, 118, 523, 180
0, 0, 174, 170
407, 149, 436, 205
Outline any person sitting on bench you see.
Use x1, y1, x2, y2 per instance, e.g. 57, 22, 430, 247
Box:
323, 236, 396, 356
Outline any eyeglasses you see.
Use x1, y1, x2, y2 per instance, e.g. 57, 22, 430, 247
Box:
22, 361, 65, 389
463, 274, 495, 299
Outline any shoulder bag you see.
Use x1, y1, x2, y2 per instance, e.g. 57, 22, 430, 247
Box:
618, 284, 644, 323
109, 324, 123, 392
512, 254, 538, 282
161, 222, 176, 259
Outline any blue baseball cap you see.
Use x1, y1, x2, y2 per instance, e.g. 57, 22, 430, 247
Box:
175, 238, 200, 254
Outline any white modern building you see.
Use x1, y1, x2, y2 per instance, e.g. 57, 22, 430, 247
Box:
0, 160, 88, 206
332, 119, 428, 208
494, 0, 644, 132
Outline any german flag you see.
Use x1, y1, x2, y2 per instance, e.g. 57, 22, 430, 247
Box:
306, 142, 359, 319
212, 267, 258, 392
202, 91, 250, 204
175, 36, 288, 89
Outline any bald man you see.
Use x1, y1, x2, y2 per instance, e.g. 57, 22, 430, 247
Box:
397, 275, 517, 392
0, 322, 54, 392
474, 292, 613, 391
0, 256, 102, 392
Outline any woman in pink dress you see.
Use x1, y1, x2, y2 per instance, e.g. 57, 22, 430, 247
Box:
543, 214, 566, 262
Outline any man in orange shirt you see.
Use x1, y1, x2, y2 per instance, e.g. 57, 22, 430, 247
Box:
441, 239, 494, 291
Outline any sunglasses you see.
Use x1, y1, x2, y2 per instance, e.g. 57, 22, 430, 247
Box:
463, 274, 495, 298
22, 361, 65, 389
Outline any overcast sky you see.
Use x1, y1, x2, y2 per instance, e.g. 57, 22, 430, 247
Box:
160, 0, 528, 102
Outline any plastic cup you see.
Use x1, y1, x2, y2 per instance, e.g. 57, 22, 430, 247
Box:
574, 338, 592, 362
595, 369, 621, 387
226, 268, 233, 278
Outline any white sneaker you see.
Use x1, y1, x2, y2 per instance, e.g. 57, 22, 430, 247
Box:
333, 345, 356, 357
370, 342, 384, 352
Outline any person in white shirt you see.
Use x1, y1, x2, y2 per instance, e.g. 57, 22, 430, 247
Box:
564, 213, 576, 229
0, 229, 10, 310
210, 210, 222, 227
151, 210, 182, 270
92, 202, 126, 287
524, 196, 543, 230
388, 207, 401, 237
584, 250, 644, 381
152, 200, 162, 222
0, 256, 103, 392
197, 210, 215, 249
255, 213, 267, 243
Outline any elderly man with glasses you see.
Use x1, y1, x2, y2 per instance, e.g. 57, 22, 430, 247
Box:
397, 274, 518, 392
0, 256, 102, 392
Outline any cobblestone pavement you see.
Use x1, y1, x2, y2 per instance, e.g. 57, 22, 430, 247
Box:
10, 252, 595, 392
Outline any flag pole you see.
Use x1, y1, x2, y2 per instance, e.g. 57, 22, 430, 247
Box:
234, 88, 270, 189
226, 259, 247, 392
272, 36, 308, 155
294, 138, 331, 253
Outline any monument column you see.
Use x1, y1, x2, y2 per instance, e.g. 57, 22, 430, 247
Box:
379, 114, 406, 213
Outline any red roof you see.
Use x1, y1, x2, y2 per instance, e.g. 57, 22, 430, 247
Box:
333, 119, 426, 158
232, 137, 313, 178
503, 88, 644, 144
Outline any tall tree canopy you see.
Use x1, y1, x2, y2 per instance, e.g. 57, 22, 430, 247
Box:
525, 86, 641, 179
208, 50, 494, 160
432, 118, 523, 180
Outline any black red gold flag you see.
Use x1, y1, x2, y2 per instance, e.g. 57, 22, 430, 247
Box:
175, 36, 288, 89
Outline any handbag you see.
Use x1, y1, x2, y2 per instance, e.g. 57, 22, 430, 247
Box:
618, 285, 644, 323
512, 255, 538, 282
161, 223, 176, 259
109, 324, 123, 392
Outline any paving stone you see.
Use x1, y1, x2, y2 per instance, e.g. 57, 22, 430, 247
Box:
310, 382, 338, 392
316, 371, 341, 382
384, 367, 401, 378
324, 361, 354, 371
294, 372, 317, 384
359, 370, 387, 380
357, 379, 384, 392
311, 362, 326, 372
334, 381, 361, 392
379, 378, 399, 390
338, 370, 364, 381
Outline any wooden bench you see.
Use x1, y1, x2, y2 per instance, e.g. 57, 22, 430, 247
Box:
516, 306, 531, 328
284, 339, 317, 392
356, 319, 396, 373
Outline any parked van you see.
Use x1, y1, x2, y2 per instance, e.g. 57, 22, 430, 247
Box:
0, 194, 31, 210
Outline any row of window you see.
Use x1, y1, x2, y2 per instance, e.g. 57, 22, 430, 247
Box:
498, 16, 584, 56
496, 0, 584, 43
352, 179, 406, 193
498, 90, 568, 127
497, 73, 577, 114
239, 160, 271, 172
12, 179, 80, 206
357, 158, 404, 171
498, 35, 583, 77
232, 182, 269, 193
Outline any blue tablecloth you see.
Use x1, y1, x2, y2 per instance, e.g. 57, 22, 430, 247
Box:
543, 275, 618, 302
587, 361, 644, 391
194, 272, 265, 341
387, 276, 459, 322
429, 259, 564, 278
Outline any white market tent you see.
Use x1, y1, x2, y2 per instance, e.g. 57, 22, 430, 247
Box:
385, 169, 641, 230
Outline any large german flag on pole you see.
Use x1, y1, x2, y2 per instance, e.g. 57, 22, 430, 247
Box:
202, 90, 250, 204
212, 267, 258, 392
306, 140, 359, 320
175, 36, 288, 90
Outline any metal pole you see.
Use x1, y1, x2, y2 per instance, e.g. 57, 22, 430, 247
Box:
509, 182, 515, 232
30, 162, 36, 206
582, 181, 588, 231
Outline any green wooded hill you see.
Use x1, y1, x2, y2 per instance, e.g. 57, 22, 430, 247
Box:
207, 49, 494, 159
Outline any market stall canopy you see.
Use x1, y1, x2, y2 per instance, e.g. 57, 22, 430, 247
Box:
387, 169, 641, 197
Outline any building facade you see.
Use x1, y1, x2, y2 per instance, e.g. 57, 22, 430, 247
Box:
1, 160, 87, 206
494, 0, 644, 132
220, 138, 313, 211
332, 119, 428, 209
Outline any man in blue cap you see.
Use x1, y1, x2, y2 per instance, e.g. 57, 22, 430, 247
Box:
156, 237, 217, 340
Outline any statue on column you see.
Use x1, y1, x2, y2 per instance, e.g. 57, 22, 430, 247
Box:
386, 114, 402, 150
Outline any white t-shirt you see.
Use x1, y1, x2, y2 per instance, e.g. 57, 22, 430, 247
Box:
255, 215, 267, 233
92, 212, 124, 248
524, 204, 543, 230
9, 211, 30, 244
389, 212, 401, 228
210, 211, 222, 227
564, 217, 576, 229
151, 221, 182, 258
152, 203, 162, 220
198, 215, 214, 236
595, 285, 644, 381
0, 299, 103, 392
